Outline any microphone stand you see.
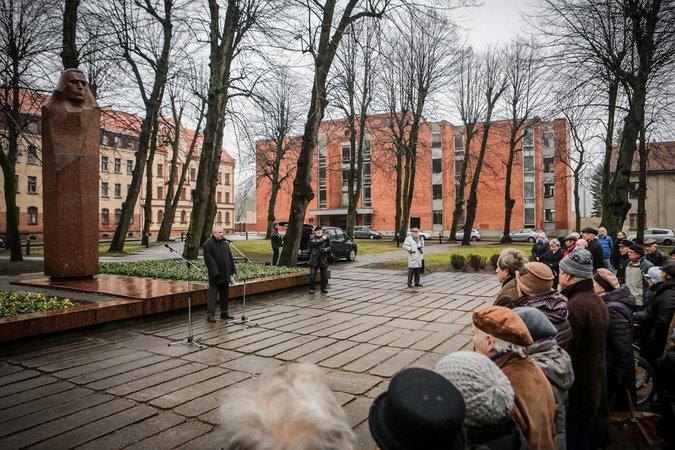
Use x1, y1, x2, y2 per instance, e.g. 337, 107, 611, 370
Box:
225, 239, 258, 327
166, 244, 205, 348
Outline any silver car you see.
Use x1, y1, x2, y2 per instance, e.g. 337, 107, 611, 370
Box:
455, 229, 481, 241
509, 229, 544, 243
353, 226, 382, 239
628, 228, 675, 245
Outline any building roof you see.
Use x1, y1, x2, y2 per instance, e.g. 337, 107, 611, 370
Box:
611, 141, 675, 173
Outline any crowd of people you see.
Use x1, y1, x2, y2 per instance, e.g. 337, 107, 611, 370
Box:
215, 226, 675, 450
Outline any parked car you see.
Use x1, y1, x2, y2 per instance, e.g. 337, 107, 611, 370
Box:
455, 229, 481, 241
509, 229, 544, 243
353, 226, 382, 239
277, 222, 358, 262
628, 228, 675, 245
406, 228, 432, 240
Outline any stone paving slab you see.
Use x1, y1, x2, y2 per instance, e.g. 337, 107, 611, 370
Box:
0, 266, 506, 450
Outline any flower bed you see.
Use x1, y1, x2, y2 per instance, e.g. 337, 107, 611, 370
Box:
0, 291, 79, 318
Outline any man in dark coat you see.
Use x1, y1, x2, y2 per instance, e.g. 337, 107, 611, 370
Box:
581, 227, 605, 273
558, 249, 609, 450
610, 231, 627, 269
270, 222, 282, 266
308, 226, 331, 294
203, 225, 236, 322
645, 239, 668, 267
615, 239, 632, 283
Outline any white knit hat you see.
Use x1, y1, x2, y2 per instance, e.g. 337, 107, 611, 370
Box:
435, 351, 514, 427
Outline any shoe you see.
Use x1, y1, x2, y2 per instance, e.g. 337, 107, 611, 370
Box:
415, 284, 423, 287
309, 289, 315, 294
407, 284, 412, 288
221, 313, 235, 320
321, 289, 328, 293
206, 316, 216, 323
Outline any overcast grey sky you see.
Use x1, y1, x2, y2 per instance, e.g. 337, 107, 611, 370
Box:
464, 0, 528, 48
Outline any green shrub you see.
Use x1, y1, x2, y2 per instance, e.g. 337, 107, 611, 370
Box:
490, 254, 500, 268
450, 254, 466, 270
467, 254, 487, 270
0, 291, 78, 318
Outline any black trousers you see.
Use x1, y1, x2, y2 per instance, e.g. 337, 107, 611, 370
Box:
407, 267, 421, 286
309, 266, 328, 290
272, 247, 279, 266
207, 282, 229, 317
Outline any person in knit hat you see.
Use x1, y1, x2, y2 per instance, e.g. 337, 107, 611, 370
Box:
513, 262, 573, 351
514, 307, 574, 450
558, 248, 609, 450
494, 248, 529, 308
435, 352, 528, 450
592, 268, 636, 411
472, 306, 556, 450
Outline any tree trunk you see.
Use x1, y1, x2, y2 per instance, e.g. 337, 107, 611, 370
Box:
0, 144, 22, 261
501, 125, 519, 244
61, 0, 80, 69
636, 127, 647, 244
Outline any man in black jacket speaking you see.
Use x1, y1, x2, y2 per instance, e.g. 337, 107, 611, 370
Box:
203, 225, 237, 322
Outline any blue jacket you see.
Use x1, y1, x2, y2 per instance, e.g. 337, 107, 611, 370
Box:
598, 235, 613, 258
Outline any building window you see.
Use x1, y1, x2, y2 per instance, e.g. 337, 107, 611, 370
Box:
629, 182, 640, 199
157, 186, 164, 200
225, 212, 230, 224
544, 157, 554, 173
362, 186, 371, 207
523, 155, 534, 173
27, 121, 38, 134
225, 192, 230, 203
27, 145, 38, 164
544, 183, 555, 198
114, 208, 122, 225
190, 168, 196, 181
101, 182, 109, 197
127, 159, 133, 174
542, 131, 554, 148
454, 131, 464, 151
217, 212, 222, 223
217, 191, 222, 203
523, 127, 534, 147
157, 163, 164, 178
432, 184, 443, 200
524, 207, 535, 227
114, 158, 121, 173
114, 135, 123, 147
27, 176, 37, 194
114, 183, 122, 198
224, 173, 230, 185
102, 134, 110, 146
181, 210, 187, 223
128, 139, 136, 150
101, 156, 109, 172
431, 131, 442, 149
102, 208, 109, 225
524, 181, 535, 200
432, 158, 442, 174
630, 213, 638, 230
181, 188, 186, 200
27, 207, 38, 225
218, 171, 222, 184
545, 209, 555, 222
433, 210, 443, 226
157, 210, 163, 223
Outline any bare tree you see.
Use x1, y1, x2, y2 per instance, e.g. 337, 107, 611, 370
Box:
61, 0, 80, 69
0, 0, 59, 261
500, 38, 545, 243
461, 47, 507, 246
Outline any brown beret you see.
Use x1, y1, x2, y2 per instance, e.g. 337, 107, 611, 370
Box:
473, 306, 534, 346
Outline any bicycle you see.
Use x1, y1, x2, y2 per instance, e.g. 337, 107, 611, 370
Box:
633, 343, 657, 407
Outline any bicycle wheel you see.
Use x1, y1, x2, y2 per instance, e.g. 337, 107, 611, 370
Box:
634, 354, 657, 407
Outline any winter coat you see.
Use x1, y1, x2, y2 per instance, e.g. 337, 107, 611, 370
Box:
467, 418, 530, 450
270, 228, 282, 250
528, 338, 575, 450
540, 248, 563, 277
664, 311, 675, 355
402, 235, 424, 269
635, 279, 675, 361
532, 240, 550, 262
610, 240, 623, 269
647, 249, 668, 267
597, 234, 613, 258
625, 257, 653, 307
615, 254, 629, 283
600, 285, 636, 408
562, 244, 576, 259
495, 277, 519, 308
586, 238, 605, 272
561, 279, 609, 420
493, 352, 556, 450
513, 291, 573, 351
308, 233, 331, 268
202, 236, 237, 285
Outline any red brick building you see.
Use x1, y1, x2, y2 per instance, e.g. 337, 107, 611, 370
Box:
254, 115, 573, 237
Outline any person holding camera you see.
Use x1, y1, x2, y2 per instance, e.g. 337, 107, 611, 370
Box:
308, 226, 331, 294
403, 228, 425, 287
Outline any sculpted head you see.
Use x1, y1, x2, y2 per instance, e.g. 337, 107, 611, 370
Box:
52, 69, 96, 107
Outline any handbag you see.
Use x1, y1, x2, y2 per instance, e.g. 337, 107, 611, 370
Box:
609, 389, 661, 446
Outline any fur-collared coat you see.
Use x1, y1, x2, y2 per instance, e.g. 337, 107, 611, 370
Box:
493, 352, 556, 450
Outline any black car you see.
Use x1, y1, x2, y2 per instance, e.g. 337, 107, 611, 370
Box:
277, 222, 358, 262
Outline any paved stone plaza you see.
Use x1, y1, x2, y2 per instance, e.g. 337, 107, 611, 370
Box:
0, 251, 500, 450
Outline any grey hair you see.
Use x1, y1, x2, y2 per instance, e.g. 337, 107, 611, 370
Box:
477, 329, 528, 358
497, 248, 528, 277
220, 363, 356, 450
550, 239, 560, 247
212, 225, 223, 234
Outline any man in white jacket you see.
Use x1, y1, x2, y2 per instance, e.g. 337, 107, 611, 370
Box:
403, 228, 425, 287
